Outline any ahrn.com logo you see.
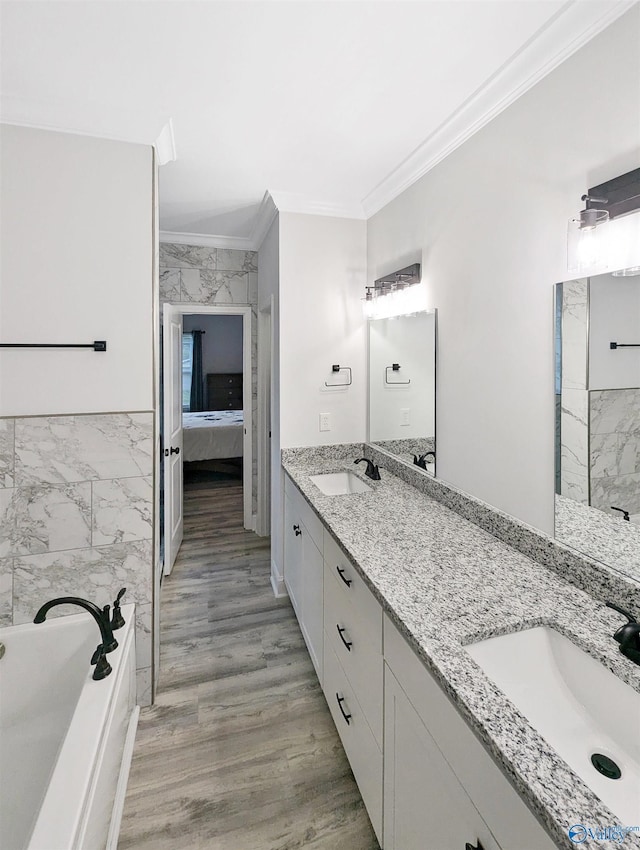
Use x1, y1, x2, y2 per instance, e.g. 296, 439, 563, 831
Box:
568, 824, 640, 844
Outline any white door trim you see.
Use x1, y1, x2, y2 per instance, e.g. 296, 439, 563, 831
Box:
257, 295, 273, 537
162, 302, 254, 531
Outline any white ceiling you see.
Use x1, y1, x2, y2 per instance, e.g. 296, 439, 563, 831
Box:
0, 0, 634, 244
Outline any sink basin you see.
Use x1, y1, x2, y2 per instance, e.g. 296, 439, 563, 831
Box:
309, 471, 371, 496
466, 627, 640, 825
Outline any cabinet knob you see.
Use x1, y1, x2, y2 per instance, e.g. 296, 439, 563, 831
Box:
465, 841, 485, 850
336, 566, 352, 587
293, 524, 302, 537
336, 693, 352, 725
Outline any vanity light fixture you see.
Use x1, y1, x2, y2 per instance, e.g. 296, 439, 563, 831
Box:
363, 263, 426, 320
568, 167, 640, 275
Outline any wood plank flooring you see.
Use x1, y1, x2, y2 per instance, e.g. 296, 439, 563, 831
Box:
118, 481, 379, 850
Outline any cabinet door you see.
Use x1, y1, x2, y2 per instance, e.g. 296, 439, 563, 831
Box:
384, 667, 500, 850
302, 533, 323, 683
283, 490, 302, 618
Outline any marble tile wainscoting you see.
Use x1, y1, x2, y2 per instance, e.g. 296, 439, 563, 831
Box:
590, 387, 640, 515
159, 243, 259, 518
0, 413, 154, 704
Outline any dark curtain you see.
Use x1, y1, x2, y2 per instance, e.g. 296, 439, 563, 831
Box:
190, 330, 205, 412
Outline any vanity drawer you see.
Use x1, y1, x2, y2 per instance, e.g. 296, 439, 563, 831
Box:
324, 531, 381, 641
324, 642, 383, 844
284, 474, 324, 552
324, 564, 383, 746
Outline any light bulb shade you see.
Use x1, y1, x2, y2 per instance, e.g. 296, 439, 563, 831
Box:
567, 214, 608, 274
364, 281, 428, 320
567, 209, 640, 276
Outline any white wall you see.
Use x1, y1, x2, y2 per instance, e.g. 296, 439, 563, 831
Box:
0, 125, 153, 416
589, 274, 640, 390
369, 312, 435, 441
279, 212, 367, 448
182, 313, 243, 376
257, 215, 282, 582
367, 7, 640, 535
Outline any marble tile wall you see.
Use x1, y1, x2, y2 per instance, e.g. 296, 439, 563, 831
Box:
159, 244, 259, 516
590, 388, 640, 515
559, 280, 589, 503
0, 412, 153, 703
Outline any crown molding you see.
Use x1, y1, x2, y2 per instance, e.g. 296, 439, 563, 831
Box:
159, 230, 254, 250
250, 192, 279, 250
362, 0, 637, 218
160, 193, 278, 251
0, 94, 178, 162
268, 190, 365, 220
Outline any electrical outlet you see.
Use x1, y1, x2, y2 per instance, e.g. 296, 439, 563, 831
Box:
319, 413, 331, 432
400, 408, 410, 426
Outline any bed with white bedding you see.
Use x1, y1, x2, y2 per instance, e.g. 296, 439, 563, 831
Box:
182, 410, 244, 462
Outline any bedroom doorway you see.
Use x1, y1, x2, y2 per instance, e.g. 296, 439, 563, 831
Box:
162, 302, 253, 576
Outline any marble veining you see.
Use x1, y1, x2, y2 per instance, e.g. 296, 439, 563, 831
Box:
159, 243, 216, 270
12, 482, 92, 555
14, 413, 153, 485
0, 419, 14, 488
560, 279, 588, 391
283, 448, 640, 849
12, 538, 153, 625
160, 269, 181, 302
92, 476, 153, 546
0, 558, 12, 625
217, 248, 257, 273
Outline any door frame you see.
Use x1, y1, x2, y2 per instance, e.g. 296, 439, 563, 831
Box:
161, 302, 254, 532
257, 295, 273, 537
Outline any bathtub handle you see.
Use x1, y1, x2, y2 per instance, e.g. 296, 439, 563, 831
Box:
91, 644, 112, 681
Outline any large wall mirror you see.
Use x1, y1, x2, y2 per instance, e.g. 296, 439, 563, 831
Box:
368, 310, 437, 475
555, 272, 640, 584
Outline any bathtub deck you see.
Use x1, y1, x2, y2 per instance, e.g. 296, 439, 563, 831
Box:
118, 481, 378, 850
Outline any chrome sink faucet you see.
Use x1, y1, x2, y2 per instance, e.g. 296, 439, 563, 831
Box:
606, 602, 640, 666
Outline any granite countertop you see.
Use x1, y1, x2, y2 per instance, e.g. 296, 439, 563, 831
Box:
282, 451, 640, 850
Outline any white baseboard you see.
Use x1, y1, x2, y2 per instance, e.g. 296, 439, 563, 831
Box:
270, 558, 287, 598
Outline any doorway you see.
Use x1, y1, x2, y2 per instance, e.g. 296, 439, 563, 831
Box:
161, 303, 253, 575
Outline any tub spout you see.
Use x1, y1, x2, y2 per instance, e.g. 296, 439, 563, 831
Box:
34, 597, 118, 655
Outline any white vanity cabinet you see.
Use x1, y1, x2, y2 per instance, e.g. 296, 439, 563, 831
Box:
383, 616, 557, 850
283, 474, 324, 682
322, 531, 384, 843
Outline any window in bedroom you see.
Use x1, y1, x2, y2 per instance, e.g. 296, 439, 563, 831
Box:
182, 332, 194, 411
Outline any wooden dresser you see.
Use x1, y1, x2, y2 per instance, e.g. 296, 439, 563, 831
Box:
206, 373, 243, 410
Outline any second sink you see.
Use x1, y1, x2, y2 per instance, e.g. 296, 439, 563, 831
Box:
309, 472, 371, 496
466, 626, 640, 826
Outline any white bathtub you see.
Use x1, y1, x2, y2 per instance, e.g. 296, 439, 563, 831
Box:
0, 603, 139, 850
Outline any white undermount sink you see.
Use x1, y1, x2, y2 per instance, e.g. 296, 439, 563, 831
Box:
466, 626, 640, 825
309, 471, 371, 496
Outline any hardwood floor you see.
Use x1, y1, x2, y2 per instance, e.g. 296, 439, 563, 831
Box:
118, 481, 379, 850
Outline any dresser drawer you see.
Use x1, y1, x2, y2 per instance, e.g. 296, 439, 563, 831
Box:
324, 642, 382, 844
324, 568, 383, 746
207, 372, 243, 388
324, 531, 381, 647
